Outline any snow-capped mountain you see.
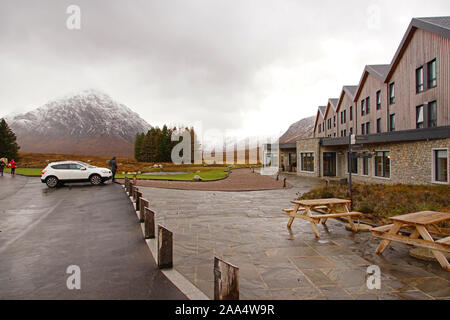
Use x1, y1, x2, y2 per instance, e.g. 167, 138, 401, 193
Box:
279, 115, 315, 143
6, 90, 151, 157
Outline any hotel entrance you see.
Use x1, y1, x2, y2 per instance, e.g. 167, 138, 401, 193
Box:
323, 152, 337, 176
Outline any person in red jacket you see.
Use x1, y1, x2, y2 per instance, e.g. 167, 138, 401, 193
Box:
10, 159, 16, 176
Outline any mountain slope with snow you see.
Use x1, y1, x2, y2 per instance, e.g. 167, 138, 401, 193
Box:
5, 90, 151, 157
279, 115, 315, 143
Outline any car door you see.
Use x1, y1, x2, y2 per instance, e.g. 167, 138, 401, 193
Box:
68, 163, 89, 180
51, 164, 71, 181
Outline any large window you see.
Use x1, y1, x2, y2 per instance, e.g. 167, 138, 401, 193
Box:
301, 152, 314, 172
389, 114, 396, 131
433, 149, 448, 183
361, 123, 366, 135
347, 152, 358, 174
366, 122, 370, 134
376, 118, 381, 133
416, 67, 424, 93
428, 101, 437, 127
376, 91, 381, 110
333, 115, 336, 127
375, 151, 390, 178
349, 106, 353, 121
389, 82, 395, 104
366, 97, 370, 114
361, 99, 365, 116
416, 105, 424, 128
427, 59, 437, 88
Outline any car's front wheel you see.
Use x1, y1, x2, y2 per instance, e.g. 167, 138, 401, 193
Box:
46, 176, 59, 188
90, 174, 102, 186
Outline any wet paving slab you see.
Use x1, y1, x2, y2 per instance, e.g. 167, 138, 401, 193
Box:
139, 174, 450, 300
0, 175, 186, 300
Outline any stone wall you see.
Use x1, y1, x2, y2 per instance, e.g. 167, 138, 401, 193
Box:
347, 138, 449, 185
294, 138, 449, 185
296, 138, 321, 177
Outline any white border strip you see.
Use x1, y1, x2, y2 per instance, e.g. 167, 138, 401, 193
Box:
124, 186, 209, 300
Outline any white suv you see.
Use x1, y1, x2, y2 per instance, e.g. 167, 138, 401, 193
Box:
41, 161, 112, 188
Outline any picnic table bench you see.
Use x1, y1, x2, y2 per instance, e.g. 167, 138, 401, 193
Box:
371, 211, 450, 271
283, 198, 362, 238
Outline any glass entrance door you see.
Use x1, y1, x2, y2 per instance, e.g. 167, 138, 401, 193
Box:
323, 152, 336, 176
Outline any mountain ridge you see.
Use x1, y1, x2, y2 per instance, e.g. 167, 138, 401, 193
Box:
5, 90, 152, 157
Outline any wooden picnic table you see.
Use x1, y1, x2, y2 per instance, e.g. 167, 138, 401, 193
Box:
283, 198, 361, 238
371, 211, 450, 271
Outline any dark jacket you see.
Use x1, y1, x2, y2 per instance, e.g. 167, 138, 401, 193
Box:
0, 161, 5, 169
110, 157, 117, 172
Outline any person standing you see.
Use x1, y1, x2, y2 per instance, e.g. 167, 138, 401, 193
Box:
0, 159, 5, 176
10, 159, 16, 176
109, 156, 117, 182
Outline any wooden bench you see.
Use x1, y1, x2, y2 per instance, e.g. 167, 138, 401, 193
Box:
436, 236, 450, 245
371, 211, 450, 271
371, 224, 394, 233
283, 205, 328, 214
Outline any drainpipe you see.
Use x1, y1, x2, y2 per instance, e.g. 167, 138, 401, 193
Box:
318, 139, 322, 177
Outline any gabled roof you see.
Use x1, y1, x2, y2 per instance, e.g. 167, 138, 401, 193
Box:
354, 64, 390, 101
384, 16, 450, 82
336, 86, 357, 113
328, 98, 339, 111
318, 105, 327, 116
323, 98, 339, 119
313, 106, 327, 133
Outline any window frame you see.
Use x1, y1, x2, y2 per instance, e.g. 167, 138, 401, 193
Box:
416, 105, 424, 128
300, 152, 315, 173
389, 82, 395, 104
376, 118, 381, 133
376, 90, 381, 110
431, 148, 448, 184
416, 66, 424, 93
389, 114, 396, 132
427, 59, 437, 89
366, 97, 370, 114
428, 101, 437, 127
374, 151, 391, 179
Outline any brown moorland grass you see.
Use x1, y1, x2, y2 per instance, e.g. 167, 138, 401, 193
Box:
15, 152, 255, 173
299, 183, 450, 224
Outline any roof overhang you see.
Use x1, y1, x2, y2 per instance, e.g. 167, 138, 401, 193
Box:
321, 126, 450, 147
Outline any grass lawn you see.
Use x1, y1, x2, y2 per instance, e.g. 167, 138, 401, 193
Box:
6, 167, 229, 181
116, 169, 228, 181
4, 168, 43, 176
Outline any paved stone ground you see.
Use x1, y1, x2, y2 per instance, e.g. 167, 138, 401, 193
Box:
139, 174, 450, 300
0, 174, 186, 300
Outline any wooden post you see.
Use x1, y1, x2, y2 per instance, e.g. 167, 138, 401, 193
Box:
283, 177, 287, 188
124, 177, 129, 191
136, 191, 142, 211
139, 198, 149, 223
128, 182, 133, 195
132, 185, 138, 202
157, 225, 173, 269
276, 174, 279, 181
214, 257, 239, 300
144, 207, 155, 239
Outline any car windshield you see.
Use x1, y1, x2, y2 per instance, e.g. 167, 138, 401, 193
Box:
76, 161, 96, 168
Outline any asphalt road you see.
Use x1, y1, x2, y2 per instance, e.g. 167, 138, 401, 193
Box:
0, 174, 186, 299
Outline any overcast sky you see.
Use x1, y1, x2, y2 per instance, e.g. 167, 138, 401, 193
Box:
1, 0, 449, 139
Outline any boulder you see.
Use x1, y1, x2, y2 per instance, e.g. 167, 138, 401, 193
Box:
193, 175, 202, 181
